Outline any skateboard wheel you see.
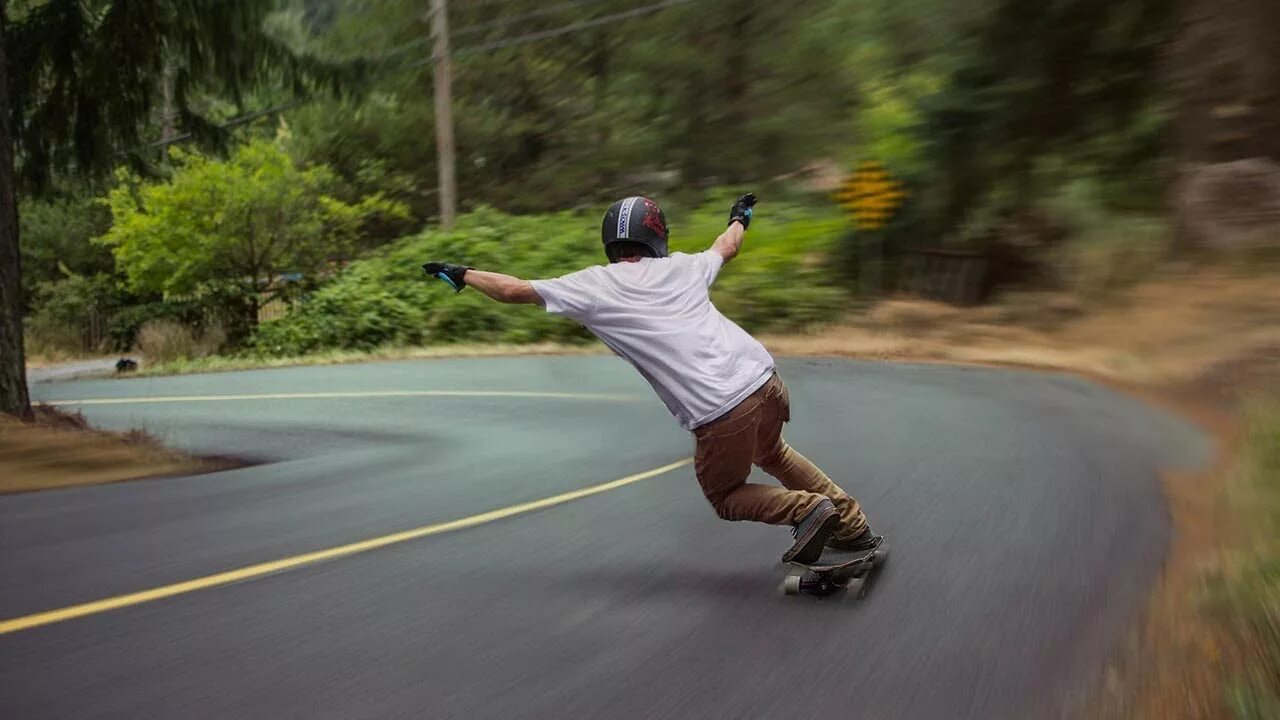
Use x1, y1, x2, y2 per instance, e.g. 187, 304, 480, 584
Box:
844, 578, 866, 601
872, 548, 889, 566
782, 574, 802, 596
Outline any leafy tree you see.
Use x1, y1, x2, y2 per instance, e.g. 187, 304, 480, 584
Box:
922, 0, 1177, 226
0, 0, 348, 417
100, 139, 408, 332
18, 190, 114, 305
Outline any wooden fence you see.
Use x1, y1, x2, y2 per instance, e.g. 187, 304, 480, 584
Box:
895, 248, 992, 305
257, 297, 293, 323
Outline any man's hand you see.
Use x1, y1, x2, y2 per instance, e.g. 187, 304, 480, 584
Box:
422, 262, 471, 292
727, 192, 757, 229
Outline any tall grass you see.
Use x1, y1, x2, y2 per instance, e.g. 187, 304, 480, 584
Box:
135, 319, 226, 364
1219, 403, 1280, 719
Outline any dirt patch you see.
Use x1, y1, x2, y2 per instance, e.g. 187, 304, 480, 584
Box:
763, 271, 1280, 386
0, 406, 246, 494
1088, 405, 1241, 719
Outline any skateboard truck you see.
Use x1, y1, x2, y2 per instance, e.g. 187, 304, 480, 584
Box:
780, 538, 887, 602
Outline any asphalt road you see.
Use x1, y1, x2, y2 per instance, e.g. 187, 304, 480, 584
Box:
25, 357, 119, 384
1, 357, 1210, 719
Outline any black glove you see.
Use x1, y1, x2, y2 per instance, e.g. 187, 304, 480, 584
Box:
422, 262, 471, 292
728, 192, 757, 229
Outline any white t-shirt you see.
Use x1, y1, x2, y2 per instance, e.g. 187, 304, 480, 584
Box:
531, 251, 775, 430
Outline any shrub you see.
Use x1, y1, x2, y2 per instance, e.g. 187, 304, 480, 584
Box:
135, 319, 226, 363
108, 300, 208, 352
24, 274, 119, 357
99, 141, 410, 336
1042, 178, 1171, 297
251, 203, 849, 356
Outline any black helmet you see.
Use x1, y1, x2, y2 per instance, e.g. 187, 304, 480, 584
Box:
601, 196, 668, 262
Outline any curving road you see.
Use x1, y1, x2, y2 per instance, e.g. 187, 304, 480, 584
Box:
1, 357, 1209, 719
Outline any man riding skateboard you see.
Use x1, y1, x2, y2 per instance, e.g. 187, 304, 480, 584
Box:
422, 194, 879, 564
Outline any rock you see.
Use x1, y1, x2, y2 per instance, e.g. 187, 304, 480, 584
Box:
1175, 157, 1280, 249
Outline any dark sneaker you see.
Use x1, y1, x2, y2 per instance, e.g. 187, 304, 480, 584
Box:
782, 499, 840, 564
826, 526, 882, 553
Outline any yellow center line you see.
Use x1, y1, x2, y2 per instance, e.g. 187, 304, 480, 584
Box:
44, 390, 642, 406
0, 458, 692, 637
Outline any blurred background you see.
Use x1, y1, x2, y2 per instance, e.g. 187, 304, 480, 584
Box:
6, 0, 1275, 371
3, 2, 1280, 717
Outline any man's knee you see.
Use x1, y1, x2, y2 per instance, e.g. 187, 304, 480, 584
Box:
705, 492, 738, 521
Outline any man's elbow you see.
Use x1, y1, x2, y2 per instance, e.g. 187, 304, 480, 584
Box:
713, 242, 739, 263
500, 281, 539, 304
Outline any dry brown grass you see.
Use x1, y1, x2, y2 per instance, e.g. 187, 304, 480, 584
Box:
0, 406, 227, 494
1086, 355, 1280, 720
135, 319, 226, 364
1090, 414, 1241, 720
763, 271, 1280, 386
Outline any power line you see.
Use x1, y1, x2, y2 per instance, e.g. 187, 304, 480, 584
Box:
142, 0, 702, 149
372, 0, 697, 62
455, 0, 699, 56
143, 98, 311, 151
452, 0, 529, 8
452, 0, 615, 37
398, 0, 700, 69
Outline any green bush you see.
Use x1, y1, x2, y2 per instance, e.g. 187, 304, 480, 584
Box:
108, 300, 208, 352
99, 141, 410, 335
24, 274, 119, 357
251, 203, 849, 356
1041, 177, 1171, 297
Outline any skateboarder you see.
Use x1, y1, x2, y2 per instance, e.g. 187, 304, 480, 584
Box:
422, 194, 878, 564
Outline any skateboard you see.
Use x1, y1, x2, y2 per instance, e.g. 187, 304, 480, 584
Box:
780, 537, 887, 601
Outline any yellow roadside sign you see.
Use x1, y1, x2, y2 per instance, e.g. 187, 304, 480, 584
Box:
834, 160, 907, 230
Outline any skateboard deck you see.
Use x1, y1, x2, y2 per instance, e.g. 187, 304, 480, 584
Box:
781, 537, 887, 601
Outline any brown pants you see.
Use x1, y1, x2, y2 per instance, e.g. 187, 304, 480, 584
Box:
692, 373, 867, 536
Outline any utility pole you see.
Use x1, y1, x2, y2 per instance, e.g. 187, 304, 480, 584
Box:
429, 0, 458, 229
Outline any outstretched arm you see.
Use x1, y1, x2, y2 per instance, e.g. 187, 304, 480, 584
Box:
709, 193, 757, 263
711, 223, 746, 263
422, 263, 543, 305
465, 270, 542, 305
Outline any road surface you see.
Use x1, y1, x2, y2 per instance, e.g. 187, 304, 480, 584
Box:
0, 357, 1209, 719
25, 357, 119, 384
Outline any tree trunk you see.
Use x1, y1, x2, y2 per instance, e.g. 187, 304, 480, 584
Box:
1171, 0, 1280, 164
0, 10, 31, 418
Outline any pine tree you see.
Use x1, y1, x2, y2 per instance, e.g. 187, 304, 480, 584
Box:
0, 0, 345, 417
